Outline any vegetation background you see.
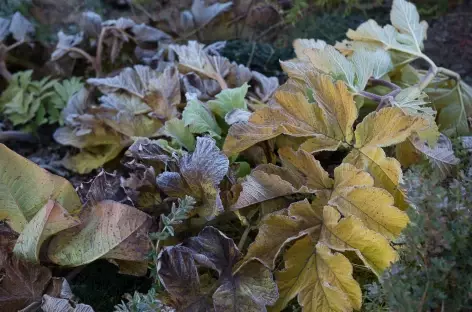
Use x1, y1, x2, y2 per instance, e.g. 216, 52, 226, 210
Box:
1, 0, 471, 311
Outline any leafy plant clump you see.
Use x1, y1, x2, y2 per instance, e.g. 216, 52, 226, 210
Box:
1, 0, 471, 312
0, 71, 83, 129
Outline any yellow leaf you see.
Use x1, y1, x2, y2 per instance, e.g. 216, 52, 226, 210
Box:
279, 147, 334, 190
321, 206, 398, 275
354, 107, 429, 149
224, 75, 357, 155
0, 144, 81, 232
305, 74, 357, 144
13, 200, 80, 263
343, 147, 408, 210
331, 163, 409, 238
273, 237, 361, 312
248, 195, 403, 311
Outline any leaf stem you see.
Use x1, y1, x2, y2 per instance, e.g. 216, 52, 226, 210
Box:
6, 40, 25, 52
0, 60, 12, 81
237, 225, 252, 251
369, 78, 400, 91
96, 26, 111, 76
64, 47, 98, 72
215, 73, 228, 90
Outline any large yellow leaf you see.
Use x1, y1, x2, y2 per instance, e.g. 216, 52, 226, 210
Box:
273, 238, 361, 312
353, 107, 429, 149
263, 201, 396, 312
242, 151, 405, 311
321, 206, 397, 275
0, 144, 81, 232
330, 163, 409, 238
13, 200, 80, 263
224, 75, 356, 155
47, 200, 151, 271
343, 147, 408, 210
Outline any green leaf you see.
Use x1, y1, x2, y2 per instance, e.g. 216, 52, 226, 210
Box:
182, 97, 222, 138
163, 118, 196, 151
208, 83, 249, 118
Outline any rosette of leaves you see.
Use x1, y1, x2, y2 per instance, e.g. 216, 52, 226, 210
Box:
0, 71, 84, 129
227, 0, 464, 185
156, 137, 229, 220
157, 226, 278, 311
0, 144, 154, 277
229, 147, 408, 311
54, 65, 180, 173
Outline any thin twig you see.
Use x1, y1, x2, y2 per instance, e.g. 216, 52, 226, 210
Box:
255, 21, 285, 41
215, 74, 228, 90
246, 41, 256, 68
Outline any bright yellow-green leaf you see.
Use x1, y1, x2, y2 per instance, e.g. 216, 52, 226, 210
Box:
0, 144, 81, 232
163, 118, 196, 151
182, 97, 222, 139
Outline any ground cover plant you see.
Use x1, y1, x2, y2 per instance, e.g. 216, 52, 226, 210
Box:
0, 0, 471, 311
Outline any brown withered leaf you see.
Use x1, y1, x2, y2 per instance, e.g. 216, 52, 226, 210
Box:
158, 226, 278, 312
250, 71, 279, 103
76, 170, 131, 206
158, 246, 213, 311
0, 253, 52, 311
